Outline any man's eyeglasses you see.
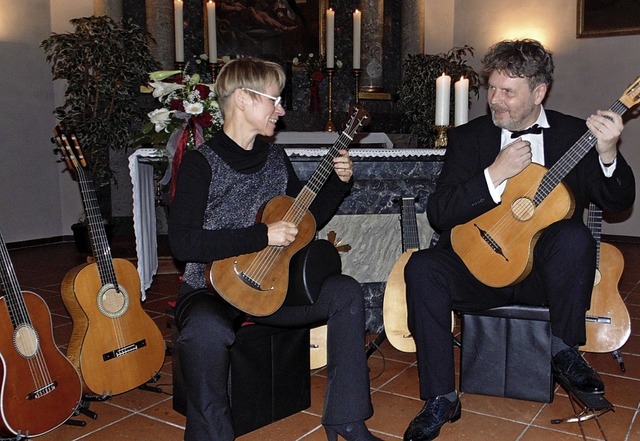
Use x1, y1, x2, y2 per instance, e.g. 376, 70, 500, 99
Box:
242, 88, 282, 108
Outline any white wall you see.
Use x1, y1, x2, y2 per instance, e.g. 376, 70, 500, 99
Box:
446, 0, 639, 237
0, 0, 91, 243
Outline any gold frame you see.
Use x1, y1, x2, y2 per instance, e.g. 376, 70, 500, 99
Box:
577, 0, 640, 38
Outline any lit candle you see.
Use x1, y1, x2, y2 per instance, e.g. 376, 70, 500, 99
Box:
435, 73, 451, 126
353, 10, 361, 69
174, 0, 184, 63
326, 8, 335, 68
207, 1, 217, 63
454, 76, 469, 126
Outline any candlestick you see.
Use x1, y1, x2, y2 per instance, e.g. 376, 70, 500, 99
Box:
454, 76, 469, 126
209, 62, 220, 82
434, 125, 448, 148
326, 9, 335, 69
352, 69, 362, 104
174, 0, 184, 63
435, 73, 451, 126
324, 68, 336, 132
353, 10, 361, 69
207, 1, 217, 63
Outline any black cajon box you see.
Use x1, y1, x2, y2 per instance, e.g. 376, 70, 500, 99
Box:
172, 324, 310, 436
460, 305, 554, 403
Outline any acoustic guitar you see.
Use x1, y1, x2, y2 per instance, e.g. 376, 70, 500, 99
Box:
382, 197, 420, 353
580, 203, 630, 353
451, 76, 640, 288
53, 126, 166, 396
206, 106, 370, 316
0, 227, 82, 437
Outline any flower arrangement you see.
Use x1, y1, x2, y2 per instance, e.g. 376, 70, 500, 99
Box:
135, 69, 224, 197
292, 53, 342, 113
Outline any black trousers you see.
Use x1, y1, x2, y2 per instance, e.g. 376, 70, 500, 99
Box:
175, 274, 373, 441
404, 219, 596, 400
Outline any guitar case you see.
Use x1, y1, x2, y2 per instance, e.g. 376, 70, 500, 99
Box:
284, 239, 342, 306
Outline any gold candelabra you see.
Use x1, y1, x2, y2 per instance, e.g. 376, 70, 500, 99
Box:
323, 68, 336, 132
175, 61, 186, 71
352, 69, 362, 104
209, 62, 221, 82
434, 125, 450, 148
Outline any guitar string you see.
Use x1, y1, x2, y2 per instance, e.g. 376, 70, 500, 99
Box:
241, 127, 357, 287
75, 160, 128, 352
480, 100, 627, 251
0, 231, 54, 393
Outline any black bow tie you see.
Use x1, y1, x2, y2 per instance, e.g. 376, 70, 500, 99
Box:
510, 124, 543, 138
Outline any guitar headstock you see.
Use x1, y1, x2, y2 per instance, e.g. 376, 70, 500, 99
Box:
343, 105, 371, 137
620, 76, 640, 109
52, 124, 87, 178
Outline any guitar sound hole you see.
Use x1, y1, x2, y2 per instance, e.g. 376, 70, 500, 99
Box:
511, 197, 535, 221
14, 324, 39, 358
97, 284, 129, 318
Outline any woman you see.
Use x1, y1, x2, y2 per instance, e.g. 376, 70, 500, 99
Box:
169, 57, 380, 441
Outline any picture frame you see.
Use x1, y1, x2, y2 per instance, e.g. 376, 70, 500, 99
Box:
216, 0, 327, 61
577, 0, 640, 38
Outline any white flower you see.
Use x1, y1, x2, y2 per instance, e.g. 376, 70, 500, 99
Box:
292, 57, 300, 65
184, 101, 204, 115
148, 108, 173, 132
150, 80, 184, 99
336, 59, 343, 69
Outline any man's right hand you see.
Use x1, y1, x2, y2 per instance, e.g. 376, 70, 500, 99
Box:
488, 139, 532, 187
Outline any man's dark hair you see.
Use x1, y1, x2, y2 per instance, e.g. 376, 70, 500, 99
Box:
481, 39, 554, 90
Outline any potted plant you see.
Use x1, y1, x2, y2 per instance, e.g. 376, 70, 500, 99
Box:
398, 46, 481, 148
41, 15, 161, 219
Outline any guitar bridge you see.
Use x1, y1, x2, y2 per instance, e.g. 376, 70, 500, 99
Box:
473, 223, 509, 262
103, 339, 147, 361
27, 380, 57, 400
233, 261, 272, 291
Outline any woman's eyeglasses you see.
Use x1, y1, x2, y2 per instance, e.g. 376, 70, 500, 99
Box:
243, 88, 282, 108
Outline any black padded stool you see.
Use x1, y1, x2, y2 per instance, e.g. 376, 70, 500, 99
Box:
172, 323, 311, 436
459, 305, 554, 403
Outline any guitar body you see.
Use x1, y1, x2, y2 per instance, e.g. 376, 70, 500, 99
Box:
209, 195, 317, 316
581, 242, 630, 353
382, 249, 417, 353
61, 258, 166, 395
309, 324, 328, 369
0, 291, 82, 437
452, 163, 575, 287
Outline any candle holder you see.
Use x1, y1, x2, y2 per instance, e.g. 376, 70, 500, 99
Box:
434, 125, 450, 148
352, 69, 362, 104
175, 61, 186, 71
209, 62, 221, 82
323, 68, 336, 132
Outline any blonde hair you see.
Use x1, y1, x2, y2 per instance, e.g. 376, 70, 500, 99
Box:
215, 57, 286, 117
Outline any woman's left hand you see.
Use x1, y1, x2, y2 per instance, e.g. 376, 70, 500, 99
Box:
333, 149, 354, 183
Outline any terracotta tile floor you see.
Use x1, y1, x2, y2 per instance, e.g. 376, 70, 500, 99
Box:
5, 236, 640, 440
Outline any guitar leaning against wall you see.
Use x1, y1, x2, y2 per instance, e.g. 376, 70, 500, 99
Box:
580, 202, 630, 370
53, 126, 166, 396
0, 227, 82, 437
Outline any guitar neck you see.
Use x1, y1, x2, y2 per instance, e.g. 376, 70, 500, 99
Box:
587, 202, 603, 268
0, 230, 31, 328
535, 99, 629, 206
76, 167, 118, 287
400, 197, 420, 252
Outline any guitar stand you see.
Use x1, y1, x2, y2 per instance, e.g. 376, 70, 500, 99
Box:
611, 349, 626, 373
138, 372, 164, 394
65, 393, 111, 427
551, 375, 614, 441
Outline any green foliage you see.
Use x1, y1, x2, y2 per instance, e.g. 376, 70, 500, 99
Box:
398, 46, 480, 147
41, 16, 161, 189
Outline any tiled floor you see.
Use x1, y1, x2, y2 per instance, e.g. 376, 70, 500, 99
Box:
4, 236, 640, 440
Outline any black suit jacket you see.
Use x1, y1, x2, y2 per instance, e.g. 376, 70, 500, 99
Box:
428, 110, 636, 249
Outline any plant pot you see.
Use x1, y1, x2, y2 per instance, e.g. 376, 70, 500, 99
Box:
71, 222, 114, 253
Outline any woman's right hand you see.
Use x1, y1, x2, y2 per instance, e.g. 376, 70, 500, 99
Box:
267, 221, 298, 246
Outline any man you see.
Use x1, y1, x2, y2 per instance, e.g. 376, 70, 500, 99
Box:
402, 39, 635, 441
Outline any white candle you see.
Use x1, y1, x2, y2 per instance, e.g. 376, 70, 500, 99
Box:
435, 73, 451, 126
326, 9, 335, 68
353, 10, 361, 69
207, 1, 217, 63
454, 76, 469, 126
174, 0, 184, 63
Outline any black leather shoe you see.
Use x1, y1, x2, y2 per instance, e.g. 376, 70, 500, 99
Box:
403, 394, 461, 441
552, 347, 604, 394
